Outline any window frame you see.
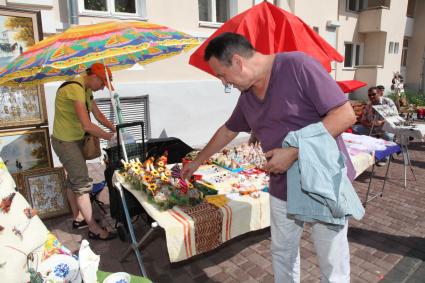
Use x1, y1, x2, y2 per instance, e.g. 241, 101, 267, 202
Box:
94, 95, 151, 147
389, 41, 394, 54
401, 38, 408, 67
394, 42, 399, 54
406, 0, 416, 18
346, 0, 367, 13
78, 0, 146, 19
344, 42, 362, 68
198, 0, 232, 28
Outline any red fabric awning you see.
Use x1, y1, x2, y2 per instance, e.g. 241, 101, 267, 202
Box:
189, 2, 343, 76
336, 80, 367, 93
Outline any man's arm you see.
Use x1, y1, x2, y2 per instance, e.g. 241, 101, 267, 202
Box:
322, 101, 357, 137
74, 101, 113, 140
265, 101, 356, 174
181, 125, 238, 179
91, 101, 116, 132
360, 107, 372, 128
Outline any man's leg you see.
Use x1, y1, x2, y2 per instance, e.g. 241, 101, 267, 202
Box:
270, 195, 304, 283
382, 132, 395, 161
311, 221, 350, 283
351, 124, 371, 135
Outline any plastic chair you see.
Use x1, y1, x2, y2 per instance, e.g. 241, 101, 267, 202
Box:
90, 181, 107, 214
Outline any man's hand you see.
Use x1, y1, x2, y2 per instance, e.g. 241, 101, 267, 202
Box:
264, 147, 298, 174
373, 120, 384, 127
181, 160, 201, 180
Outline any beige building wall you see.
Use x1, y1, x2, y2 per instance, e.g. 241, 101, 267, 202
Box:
378, 0, 408, 93
336, 0, 363, 82
406, 0, 425, 92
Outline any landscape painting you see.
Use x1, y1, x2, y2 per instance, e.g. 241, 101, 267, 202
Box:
0, 128, 52, 174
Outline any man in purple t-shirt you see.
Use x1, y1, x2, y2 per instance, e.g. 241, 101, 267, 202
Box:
182, 33, 357, 283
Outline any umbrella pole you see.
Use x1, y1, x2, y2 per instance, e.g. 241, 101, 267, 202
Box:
102, 59, 129, 162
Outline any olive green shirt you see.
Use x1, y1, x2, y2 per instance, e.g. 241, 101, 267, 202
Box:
52, 77, 93, 141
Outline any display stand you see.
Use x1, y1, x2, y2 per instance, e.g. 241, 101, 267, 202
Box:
364, 143, 401, 206
371, 105, 419, 189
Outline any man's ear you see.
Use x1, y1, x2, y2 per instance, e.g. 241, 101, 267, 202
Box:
232, 54, 243, 70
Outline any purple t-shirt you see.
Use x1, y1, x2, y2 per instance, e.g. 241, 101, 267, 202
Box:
225, 52, 355, 201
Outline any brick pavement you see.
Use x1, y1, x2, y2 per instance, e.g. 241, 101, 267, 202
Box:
44, 141, 425, 283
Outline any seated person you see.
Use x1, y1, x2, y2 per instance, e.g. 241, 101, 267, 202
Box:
352, 87, 398, 165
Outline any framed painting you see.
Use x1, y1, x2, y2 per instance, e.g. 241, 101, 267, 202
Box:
0, 8, 46, 129
12, 172, 22, 192
0, 127, 53, 174
22, 167, 70, 219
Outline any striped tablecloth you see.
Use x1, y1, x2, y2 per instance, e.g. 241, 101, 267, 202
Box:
114, 173, 270, 262
113, 153, 371, 262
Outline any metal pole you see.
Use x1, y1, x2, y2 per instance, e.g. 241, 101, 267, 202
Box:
101, 59, 128, 161
115, 182, 148, 277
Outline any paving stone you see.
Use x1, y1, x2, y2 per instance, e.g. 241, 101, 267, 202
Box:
202, 264, 222, 277
193, 274, 213, 283
247, 253, 271, 269
359, 270, 382, 282
230, 253, 249, 266
228, 266, 252, 282
218, 260, 238, 272
350, 264, 365, 276
258, 274, 274, 283
239, 260, 256, 272
265, 263, 274, 275
211, 271, 231, 282
247, 265, 267, 280
223, 277, 239, 283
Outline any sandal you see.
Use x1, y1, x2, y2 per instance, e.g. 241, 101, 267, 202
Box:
88, 229, 117, 241
72, 219, 100, 229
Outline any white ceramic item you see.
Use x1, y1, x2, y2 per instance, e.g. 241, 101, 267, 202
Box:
38, 254, 81, 283
103, 272, 131, 283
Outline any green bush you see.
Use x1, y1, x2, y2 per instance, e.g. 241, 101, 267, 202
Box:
406, 91, 425, 106
386, 91, 425, 106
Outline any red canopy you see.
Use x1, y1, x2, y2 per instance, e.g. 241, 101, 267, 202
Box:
336, 80, 367, 93
189, 2, 343, 76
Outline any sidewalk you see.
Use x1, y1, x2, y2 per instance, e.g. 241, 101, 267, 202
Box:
44, 141, 425, 283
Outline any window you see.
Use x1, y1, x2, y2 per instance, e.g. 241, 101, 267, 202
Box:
389, 42, 394, 54
95, 95, 151, 148
394, 42, 399, 54
407, 0, 416, 18
344, 43, 361, 68
198, 0, 230, 24
401, 38, 408, 67
79, 0, 144, 17
346, 0, 366, 12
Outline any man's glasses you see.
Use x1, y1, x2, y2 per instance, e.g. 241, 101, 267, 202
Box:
368, 93, 377, 97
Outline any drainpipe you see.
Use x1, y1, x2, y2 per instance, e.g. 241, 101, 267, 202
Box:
335, 0, 340, 81
67, 0, 79, 26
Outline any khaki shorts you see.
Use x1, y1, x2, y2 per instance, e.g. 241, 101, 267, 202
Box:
51, 136, 93, 195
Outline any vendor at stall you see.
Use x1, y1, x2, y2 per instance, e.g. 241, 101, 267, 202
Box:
352, 86, 398, 165
51, 63, 116, 241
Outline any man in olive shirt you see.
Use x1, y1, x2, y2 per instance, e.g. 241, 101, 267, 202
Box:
52, 63, 116, 240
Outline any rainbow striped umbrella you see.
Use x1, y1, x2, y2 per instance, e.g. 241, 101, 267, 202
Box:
0, 21, 200, 86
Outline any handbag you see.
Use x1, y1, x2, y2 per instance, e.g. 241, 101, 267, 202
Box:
83, 133, 101, 160
82, 96, 101, 160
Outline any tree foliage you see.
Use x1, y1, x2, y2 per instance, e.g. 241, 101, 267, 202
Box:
4, 17, 35, 47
